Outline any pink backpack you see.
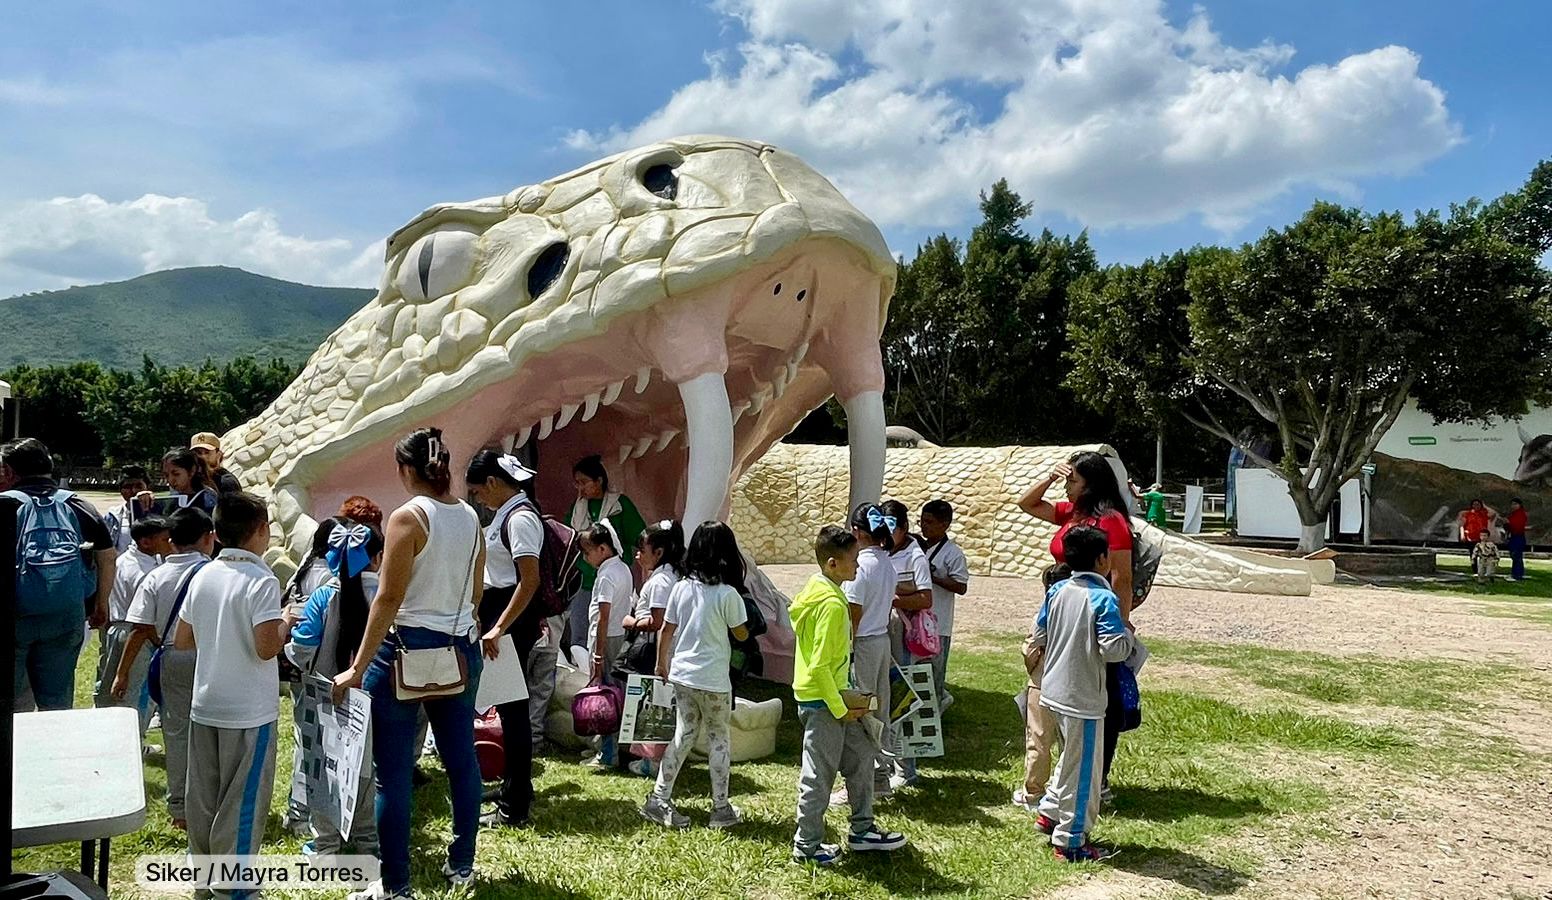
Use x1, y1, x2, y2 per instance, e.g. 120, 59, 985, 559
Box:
902, 609, 943, 658
571, 681, 624, 736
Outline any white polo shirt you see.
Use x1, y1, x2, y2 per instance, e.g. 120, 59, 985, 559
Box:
126, 552, 209, 642
179, 548, 283, 729
663, 578, 748, 693
888, 540, 931, 593
635, 564, 679, 618
923, 537, 971, 636
844, 545, 896, 638
588, 555, 634, 649
482, 495, 544, 589
109, 546, 161, 622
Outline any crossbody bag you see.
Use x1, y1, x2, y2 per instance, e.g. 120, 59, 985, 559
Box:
391, 508, 480, 701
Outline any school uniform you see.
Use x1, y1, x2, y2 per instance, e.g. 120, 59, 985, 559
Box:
94, 545, 162, 732
886, 540, 932, 667
651, 578, 747, 807
844, 545, 898, 787
180, 548, 283, 885
285, 573, 380, 854
588, 555, 633, 765
282, 556, 334, 833
125, 551, 209, 820
1031, 573, 1134, 852
478, 494, 543, 824
921, 536, 970, 703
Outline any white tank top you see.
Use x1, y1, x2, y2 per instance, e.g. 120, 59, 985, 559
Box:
398, 496, 481, 637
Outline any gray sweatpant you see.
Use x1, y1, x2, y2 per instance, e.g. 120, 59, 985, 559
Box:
853, 634, 896, 785
653, 685, 732, 806
1037, 710, 1105, 850
793, 704, 876, 856
158, 648, 197, 820
187, 720, 278, 897
525, 614, 564, 746
284, 681, 309, 830
95, 621, 152, 736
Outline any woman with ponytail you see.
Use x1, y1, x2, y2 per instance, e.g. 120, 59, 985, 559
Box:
466, 449, 542, 828
285, 521, 384, 856
333, 427, 486, 900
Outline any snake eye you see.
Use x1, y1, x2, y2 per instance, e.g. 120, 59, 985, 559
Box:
395, 228, 479, 302
527, 242, 569, 298
642, 164, 678, 200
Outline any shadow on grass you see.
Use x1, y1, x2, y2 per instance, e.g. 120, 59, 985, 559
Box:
1110, 845, 1253, 896
1109, 785, 1270, 825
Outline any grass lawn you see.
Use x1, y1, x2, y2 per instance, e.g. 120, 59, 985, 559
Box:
15, 629, 1541, 899
1387, 556, 1552, 625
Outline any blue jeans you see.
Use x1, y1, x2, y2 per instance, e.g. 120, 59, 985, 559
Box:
1508, 534, 1527, 581
363, 626, 483, 893
15, 607, 85, 710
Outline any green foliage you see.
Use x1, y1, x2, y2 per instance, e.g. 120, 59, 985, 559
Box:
0, 266, 372, 369
3, 356, 300, 468
1065, 161, 1552, 544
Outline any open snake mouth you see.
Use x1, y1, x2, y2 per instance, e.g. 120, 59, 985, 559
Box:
226, 137, 897, 566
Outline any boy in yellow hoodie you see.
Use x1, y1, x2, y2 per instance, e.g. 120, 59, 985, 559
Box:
791, 525, 909, 866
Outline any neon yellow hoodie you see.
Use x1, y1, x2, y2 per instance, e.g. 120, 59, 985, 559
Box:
790, 573, 852, 719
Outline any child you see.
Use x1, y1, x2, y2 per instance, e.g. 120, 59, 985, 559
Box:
280, 516, 341, 835
174, 493, 292, 888
286, 522, 383, 857
160, 448, 219, 514
103, 467, 157, 553
1030, 527, 1133, 862
118, 507, 216, 829
792, 525, 908, 865
95, 516, 170, 732
880, 499, 932, 787
1013, 563, 1068, 813
640, 522, 750, 829
622, 521, 685, 778
840, 503, 901, 800
1471, 530, 1500, 586
918, 500, 970, 710
581, 522, 633, 768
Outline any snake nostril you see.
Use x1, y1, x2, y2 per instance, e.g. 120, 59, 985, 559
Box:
773, 283, 782, 296
796, 289, 807, 302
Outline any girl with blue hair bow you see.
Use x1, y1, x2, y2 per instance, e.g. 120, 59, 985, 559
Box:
284, 517, 384, 857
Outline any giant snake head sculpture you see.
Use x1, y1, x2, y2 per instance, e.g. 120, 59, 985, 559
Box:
221, 136, 896, 572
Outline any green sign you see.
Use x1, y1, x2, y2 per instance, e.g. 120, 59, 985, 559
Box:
1407, 436, 1437, 446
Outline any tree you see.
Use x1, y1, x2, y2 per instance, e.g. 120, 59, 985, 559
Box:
1066, 163, 1552, 549
1, 362, 109, 466
882, 234, 969, 441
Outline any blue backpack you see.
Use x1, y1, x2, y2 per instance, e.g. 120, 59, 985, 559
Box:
5, 488, 93, 617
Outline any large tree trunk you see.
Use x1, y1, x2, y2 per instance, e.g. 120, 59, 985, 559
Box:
1289, 486, 1332, 552
1297, 521, 1327, 552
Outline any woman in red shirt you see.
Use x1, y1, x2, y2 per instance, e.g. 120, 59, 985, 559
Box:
1457, 499, 1497, 572
1019, 450, 1137, 805
1506, 498, 1529, 581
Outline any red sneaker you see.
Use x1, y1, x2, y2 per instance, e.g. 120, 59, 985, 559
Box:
1054, 844, 1117, 863
1036, 815, 1056, 835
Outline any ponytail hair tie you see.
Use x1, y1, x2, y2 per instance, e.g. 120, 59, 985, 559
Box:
497, 454, 536, 483
658, 519, 673, 530
599, 518, 624, 556
326, 523, 373, 579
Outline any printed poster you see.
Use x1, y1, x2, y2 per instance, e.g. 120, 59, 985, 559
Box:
618, 673, 677, 745
291, 675, 371, 839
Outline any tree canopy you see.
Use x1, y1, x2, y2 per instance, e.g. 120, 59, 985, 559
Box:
1066, 162, 1552, 548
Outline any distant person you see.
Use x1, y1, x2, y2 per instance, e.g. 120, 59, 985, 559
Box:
790, 524, 907, 866
94, 515, 170, 732
161, 448, 219, 515
917, 500, 969, 710
104, 466, 157, 553
579, 521, 633, 769
2, 437, 117, 710
1028, 526, 1134, 863
1132, 481, 1168, 529
1506, 499, 1529, 582
567, 455, 646, 647
117, 507, 216, 830
190, 432, 243, 495
174, 492, 293, 884
1013, 563, 1069, 814
1456, 499, 1497, 572
1471, 530, 1501, 586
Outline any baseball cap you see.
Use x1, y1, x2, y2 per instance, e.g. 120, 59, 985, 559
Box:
191, 432, 222, 452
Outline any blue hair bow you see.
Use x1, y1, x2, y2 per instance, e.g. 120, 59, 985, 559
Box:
866, 507, 898, 533
326, 523, 373, 579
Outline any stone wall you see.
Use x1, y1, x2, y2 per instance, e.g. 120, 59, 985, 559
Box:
732, 443, 1314, 596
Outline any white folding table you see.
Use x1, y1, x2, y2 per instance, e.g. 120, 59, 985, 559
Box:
12, 707, 146, 892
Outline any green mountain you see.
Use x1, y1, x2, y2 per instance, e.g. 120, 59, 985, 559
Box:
0, 266, 375, 369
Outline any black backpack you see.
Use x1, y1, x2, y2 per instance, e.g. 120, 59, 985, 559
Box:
499, 500, 583, 617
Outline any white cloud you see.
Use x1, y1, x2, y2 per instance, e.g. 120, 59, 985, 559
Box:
577, 0, 1461, 232
0, 194, 380, 296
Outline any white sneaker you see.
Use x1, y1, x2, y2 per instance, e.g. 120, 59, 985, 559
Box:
346, 880, 411, 900
888, 771, 917, 791
1011, 788, 1039, 812
440, 862, 474, 886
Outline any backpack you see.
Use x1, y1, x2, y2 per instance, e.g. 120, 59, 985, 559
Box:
498, 500, 583, 618
147, 560, 209, 706
571, 680, 624, 736
6, 488, 93, 617
1075, 511, 1165, 610
902, 609, 943, 658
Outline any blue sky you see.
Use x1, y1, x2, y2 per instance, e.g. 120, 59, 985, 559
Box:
0, 0, 1546, 296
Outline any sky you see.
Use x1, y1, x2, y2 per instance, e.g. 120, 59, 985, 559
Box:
1, 0, 1547, 297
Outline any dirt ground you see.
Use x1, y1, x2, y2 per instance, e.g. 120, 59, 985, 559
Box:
764, 566, 1552, 899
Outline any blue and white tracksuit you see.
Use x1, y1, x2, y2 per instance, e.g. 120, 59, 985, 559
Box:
1031, 572, 1134, 850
